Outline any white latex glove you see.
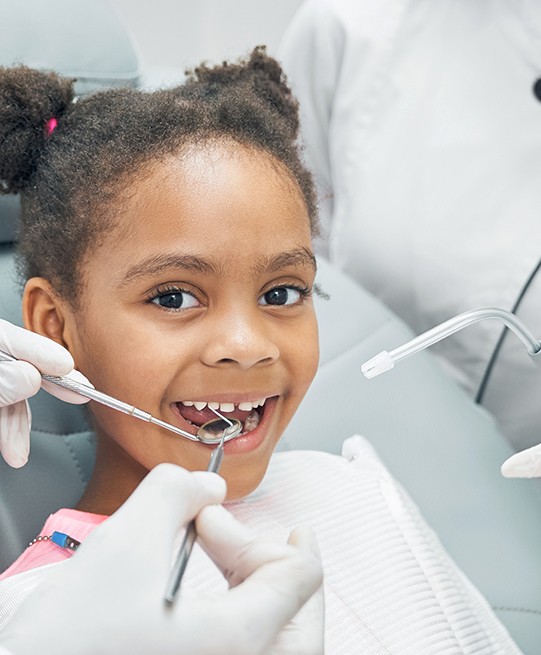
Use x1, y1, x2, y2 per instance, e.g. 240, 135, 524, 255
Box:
197, 505, 325, 655
0, 319, 90, 468
501, 443, 541, 478
0, 464, 324, 655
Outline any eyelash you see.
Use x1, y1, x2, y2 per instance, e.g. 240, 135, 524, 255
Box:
259, 284, 312, 307
147, 283, 312, 312
147, 285, 200, 312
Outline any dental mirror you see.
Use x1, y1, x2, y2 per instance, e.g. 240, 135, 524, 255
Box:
196, 417, 242, 444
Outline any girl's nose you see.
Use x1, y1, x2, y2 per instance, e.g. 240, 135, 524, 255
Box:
200, 309, 280, 370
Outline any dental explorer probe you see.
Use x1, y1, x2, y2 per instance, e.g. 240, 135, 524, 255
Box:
164, 407, 241, 606
361, 307, 541, 379
0, 348, 241, 444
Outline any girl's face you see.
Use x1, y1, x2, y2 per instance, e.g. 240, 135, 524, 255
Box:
53, 142, 318, 504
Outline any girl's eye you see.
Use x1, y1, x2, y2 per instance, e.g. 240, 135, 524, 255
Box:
150, 289, 200, 311
259, 286, 303, 306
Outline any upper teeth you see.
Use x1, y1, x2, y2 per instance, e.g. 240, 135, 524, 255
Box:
181, 398, 267, 413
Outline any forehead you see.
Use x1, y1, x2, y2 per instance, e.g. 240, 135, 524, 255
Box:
126, 143, 308, 237
90, 141, 313, 279
137, 141, 304, 210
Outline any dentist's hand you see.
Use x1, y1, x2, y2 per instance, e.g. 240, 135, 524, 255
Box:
0, 465, 324, 655
197, 505, 325, 654
0, 319, 90, 468
501, 443, 541, 478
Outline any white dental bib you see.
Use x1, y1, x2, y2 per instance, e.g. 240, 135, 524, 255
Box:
0, 437, 520, 653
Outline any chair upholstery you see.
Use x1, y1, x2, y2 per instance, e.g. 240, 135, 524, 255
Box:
0, 1, 541, 652
0, 0, 140, 96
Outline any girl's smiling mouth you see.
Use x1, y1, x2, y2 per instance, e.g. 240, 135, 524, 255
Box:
171, 396, 279, 453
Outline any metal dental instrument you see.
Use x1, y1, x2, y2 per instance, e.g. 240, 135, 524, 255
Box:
0, 348, 241, 444
361, 307, 541, 379
164, 407, 242, 606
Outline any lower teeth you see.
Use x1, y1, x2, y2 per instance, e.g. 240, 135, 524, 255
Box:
242, 409, 260, 433
182, 407, 261, 438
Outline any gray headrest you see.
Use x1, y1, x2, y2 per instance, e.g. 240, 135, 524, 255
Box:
0, 197, 20, 245
0, 0, 141, 244
0, 0, 140, 95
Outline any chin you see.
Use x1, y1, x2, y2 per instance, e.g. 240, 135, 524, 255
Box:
221, 458, 271, 500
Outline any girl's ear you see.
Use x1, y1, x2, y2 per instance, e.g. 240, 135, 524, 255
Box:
23, 278, 70, 348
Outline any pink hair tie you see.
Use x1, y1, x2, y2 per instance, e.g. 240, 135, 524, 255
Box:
45, 117, 58, 137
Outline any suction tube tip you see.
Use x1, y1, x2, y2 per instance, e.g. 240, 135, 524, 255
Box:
361, 351, 395, 379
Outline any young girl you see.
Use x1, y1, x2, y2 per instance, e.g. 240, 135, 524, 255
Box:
0, 51, 520, 652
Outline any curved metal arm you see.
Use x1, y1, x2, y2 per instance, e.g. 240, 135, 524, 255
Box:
361, 307, 541, 379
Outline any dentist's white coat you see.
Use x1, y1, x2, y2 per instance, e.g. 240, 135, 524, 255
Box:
280, 0, 541, 452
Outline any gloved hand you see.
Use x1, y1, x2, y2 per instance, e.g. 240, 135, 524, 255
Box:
197, 504, 325, 655
501, 443, 541, 478
0, 319, 90, 468
0, 464, 324, 655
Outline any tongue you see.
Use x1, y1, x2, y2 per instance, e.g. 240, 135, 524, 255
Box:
176, 404, 252, 427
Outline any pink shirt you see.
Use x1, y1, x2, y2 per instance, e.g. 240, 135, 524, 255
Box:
0, 508, 107, 580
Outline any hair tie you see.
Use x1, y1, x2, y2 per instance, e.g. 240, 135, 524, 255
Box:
45, 117, 58, 137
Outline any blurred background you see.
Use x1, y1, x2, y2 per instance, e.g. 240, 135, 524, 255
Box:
109, 0, 303, 80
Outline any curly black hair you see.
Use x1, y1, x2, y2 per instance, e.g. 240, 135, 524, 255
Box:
0, 47, 317, 302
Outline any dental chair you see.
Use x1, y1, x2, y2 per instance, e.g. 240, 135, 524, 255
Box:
0, 0, 138, 569
1, 1, 541, 652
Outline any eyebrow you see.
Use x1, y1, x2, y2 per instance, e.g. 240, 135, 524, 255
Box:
119, 247, 316, 287
120, 254, 219, 287
253, 247, 317, 275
